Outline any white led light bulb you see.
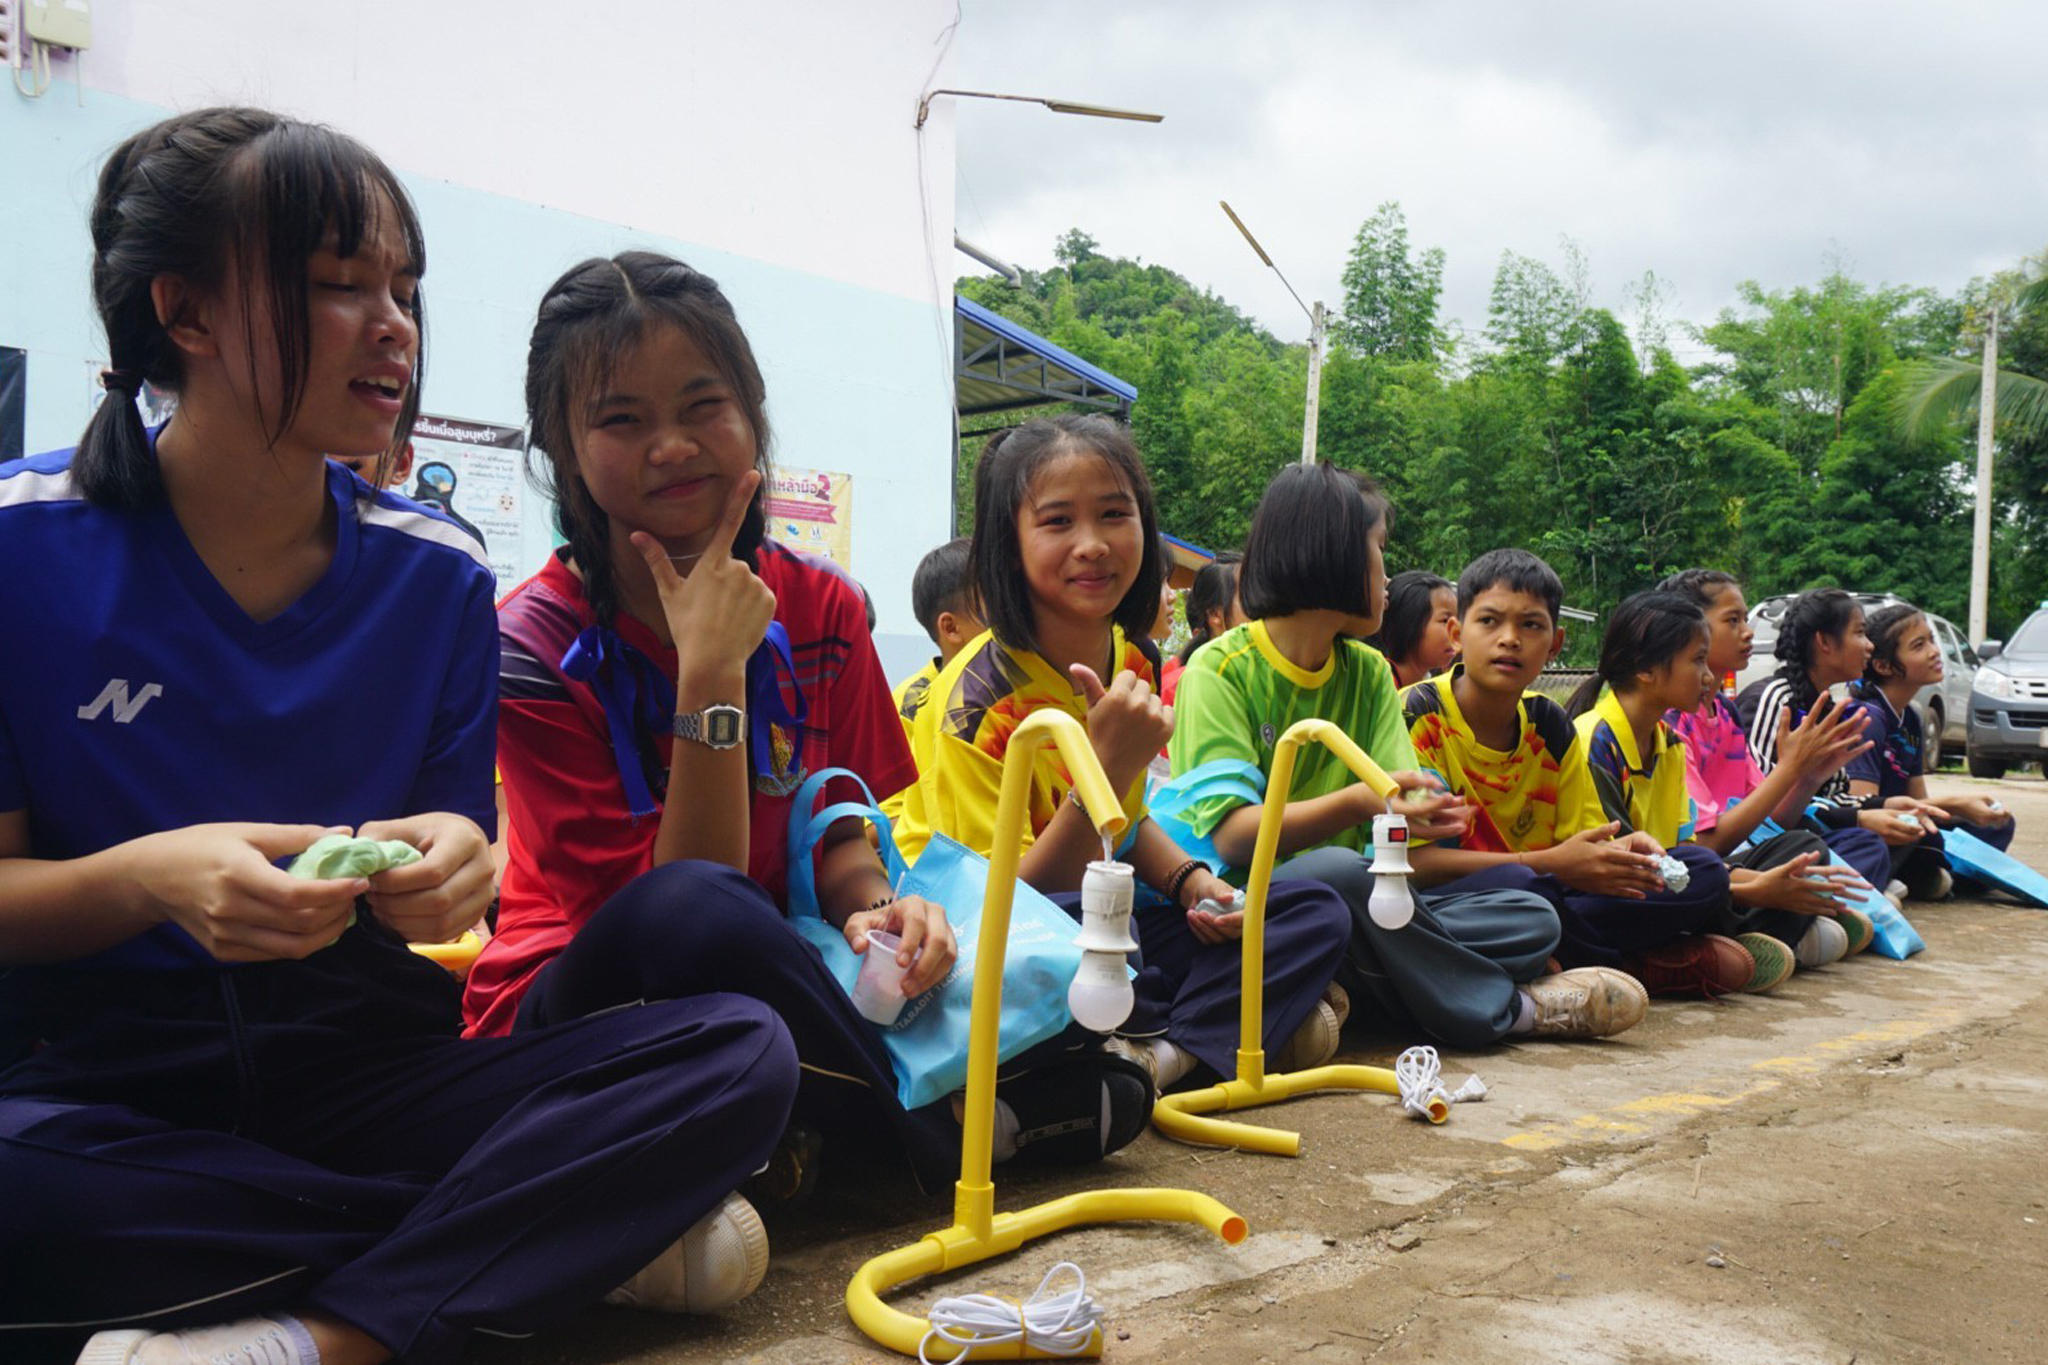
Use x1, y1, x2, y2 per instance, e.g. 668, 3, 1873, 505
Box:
1368, 813, 1415, 930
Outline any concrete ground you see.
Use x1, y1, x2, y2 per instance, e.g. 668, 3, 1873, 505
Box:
483, 772, 2048, 1365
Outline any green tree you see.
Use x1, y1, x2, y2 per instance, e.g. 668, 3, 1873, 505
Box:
1482, 250, 1581, 373
1798, 366, 1970, 620
1336, 202, 1445, 362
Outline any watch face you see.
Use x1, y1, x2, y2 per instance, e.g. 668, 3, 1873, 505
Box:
707, 708, 742, 747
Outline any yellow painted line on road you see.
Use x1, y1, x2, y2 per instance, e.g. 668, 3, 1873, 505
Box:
1502, 1005, 1967, 1152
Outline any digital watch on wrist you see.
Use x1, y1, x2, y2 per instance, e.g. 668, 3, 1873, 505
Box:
672, 703, 747, 750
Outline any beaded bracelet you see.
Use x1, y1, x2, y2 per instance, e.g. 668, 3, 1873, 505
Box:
1162, 858, 1204, 906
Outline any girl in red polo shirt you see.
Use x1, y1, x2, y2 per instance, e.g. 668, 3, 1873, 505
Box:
465, 253, 1148, 1191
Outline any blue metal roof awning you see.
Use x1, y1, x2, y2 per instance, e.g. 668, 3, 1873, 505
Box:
955, 295, 1136, 419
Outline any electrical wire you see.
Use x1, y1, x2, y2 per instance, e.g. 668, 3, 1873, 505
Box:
1393, 1045, 1487, 1120
919, 1261, 1105, 1362
12, 35, 50, 98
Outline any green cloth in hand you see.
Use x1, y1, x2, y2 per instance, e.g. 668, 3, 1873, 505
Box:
288, 835, 423, 879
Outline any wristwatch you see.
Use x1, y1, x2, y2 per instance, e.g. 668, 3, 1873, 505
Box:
672, 703, 747, 750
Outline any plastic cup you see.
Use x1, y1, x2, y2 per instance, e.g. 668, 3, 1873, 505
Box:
851, 928, 910, 1026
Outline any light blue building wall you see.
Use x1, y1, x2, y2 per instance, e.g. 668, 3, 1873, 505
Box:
2, 57, 957, 679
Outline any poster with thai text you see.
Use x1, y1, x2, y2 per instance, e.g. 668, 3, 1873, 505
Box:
409, 413, 527, 589
765, 465, 853, 571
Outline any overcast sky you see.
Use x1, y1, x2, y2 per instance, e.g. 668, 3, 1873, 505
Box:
946, 0, 2048, 356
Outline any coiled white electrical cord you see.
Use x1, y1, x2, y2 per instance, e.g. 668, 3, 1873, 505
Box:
920, 1261, 1105, 1362
1394, 1045, 1487, 1119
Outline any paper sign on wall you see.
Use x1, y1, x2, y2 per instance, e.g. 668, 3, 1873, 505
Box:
765, 464, 853, 571
409, 414, 527, 588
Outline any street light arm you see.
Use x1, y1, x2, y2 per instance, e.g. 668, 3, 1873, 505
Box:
915, 88, 1164, 129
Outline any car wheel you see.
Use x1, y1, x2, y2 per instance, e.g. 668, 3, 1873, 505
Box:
1923, 701, 1944, 772
1968, 752, 2008, 780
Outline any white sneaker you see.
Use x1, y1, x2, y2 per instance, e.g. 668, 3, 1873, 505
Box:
604, 1192, 769, 1314
1929, 866, 1954, 900
1884, 880, 1908, 912
1795, 915, 1850, 968
77, 1317, 313, 1365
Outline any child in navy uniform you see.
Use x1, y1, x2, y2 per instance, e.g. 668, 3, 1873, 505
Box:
1734, 589, 1927, 902
1846, 603, 2017, 897
0, 110, 797, 1365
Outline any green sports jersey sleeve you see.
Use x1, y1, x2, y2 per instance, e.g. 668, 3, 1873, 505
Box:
1166, 644, 1263, 839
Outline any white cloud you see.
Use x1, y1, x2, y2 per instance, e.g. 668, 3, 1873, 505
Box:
950, 0, 2048, 349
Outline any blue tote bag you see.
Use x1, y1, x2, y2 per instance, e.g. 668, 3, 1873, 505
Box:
1942, 827, 2048, 909
785, 768, 1086, 1110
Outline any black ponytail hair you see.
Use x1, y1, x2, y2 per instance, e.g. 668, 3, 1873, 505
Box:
77, 106, 427, 509
1177, 551, 1242, 665
524, 251, 772, 630
969, 415, 1165, 655
1655, 568, 1739, 610
1369, 569, 1454, 667
1564, 590, 1709, 718
1862, 602, 1925, 688
1770, 588, 1861, 708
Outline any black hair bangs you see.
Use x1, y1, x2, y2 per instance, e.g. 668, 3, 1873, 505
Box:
1239, 463, 1388, 621
1456, 548, 1563, 623
234, 120, 430, 453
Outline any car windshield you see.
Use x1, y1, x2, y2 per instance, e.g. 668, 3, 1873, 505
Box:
2007, 611, 2048, 655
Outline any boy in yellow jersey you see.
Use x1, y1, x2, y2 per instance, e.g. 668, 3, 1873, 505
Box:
880, 538, 983, 821
1403, 550, 1745, 997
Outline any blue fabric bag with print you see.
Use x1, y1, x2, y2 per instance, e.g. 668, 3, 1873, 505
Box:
1942, 827, 2048, 909
785, 768, 1086, 1110
1148, 759, 1267, 876
1752, 815, 1924, 959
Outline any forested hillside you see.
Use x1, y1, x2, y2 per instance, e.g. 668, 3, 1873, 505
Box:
956, 208, 2048, 641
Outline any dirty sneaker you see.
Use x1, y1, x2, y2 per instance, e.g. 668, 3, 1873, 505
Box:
77, 1317, 315, 1365
605, 1191, 769, 1313
1793, 915, 1849, 968
1521, 968, 1649, 1038
1624, 934, 1756, 999
1270, 998, 1341, 1071
1732, 933, 1796, 992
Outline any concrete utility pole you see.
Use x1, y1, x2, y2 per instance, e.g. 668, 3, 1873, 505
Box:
1301, 300, 1327, 464
1220, 201, 1325, 464
1971, 307, 1999, 646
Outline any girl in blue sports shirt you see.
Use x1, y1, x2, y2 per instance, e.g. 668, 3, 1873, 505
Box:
0, 108, 796, 1365
1845, 603, 2017, 897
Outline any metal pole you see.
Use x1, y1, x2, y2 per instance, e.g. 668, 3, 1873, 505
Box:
1301, 300, 1326, 464
1971, 307, 1999, 645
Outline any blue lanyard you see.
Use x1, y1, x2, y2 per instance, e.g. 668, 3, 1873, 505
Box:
560, 620, 808, 818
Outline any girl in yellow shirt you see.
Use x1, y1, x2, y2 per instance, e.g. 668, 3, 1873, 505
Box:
894, 416, 1351, 1093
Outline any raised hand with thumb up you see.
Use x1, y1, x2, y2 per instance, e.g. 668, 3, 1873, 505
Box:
1071, 663, 1174, 794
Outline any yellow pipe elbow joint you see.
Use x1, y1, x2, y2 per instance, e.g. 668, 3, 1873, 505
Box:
846, 1192, 1246, 1360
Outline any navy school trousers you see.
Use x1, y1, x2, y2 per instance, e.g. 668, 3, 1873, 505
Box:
1432, 842, 1732, 969
1098, 878, 1351, 1080
1275, 845, 1562, 1049
512, 859, 960, 1193
0, 923, 796, 1365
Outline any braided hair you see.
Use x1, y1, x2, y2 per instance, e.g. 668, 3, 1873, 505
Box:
524, 251, 771, 629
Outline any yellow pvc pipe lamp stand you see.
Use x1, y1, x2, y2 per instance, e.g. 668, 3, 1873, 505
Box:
845, 710, 1247, 1360
1151, 718, 1451, 1157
